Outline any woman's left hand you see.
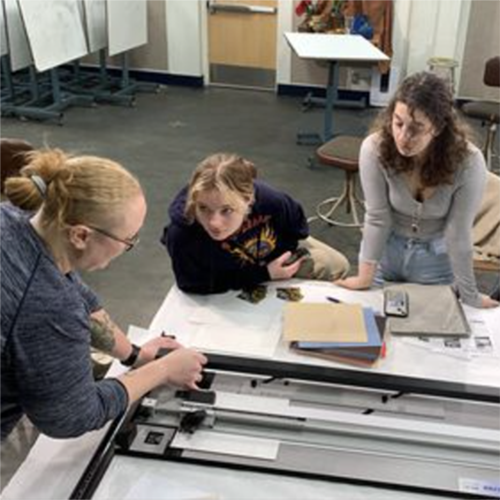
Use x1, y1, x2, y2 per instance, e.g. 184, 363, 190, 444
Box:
137, 334, 183, 365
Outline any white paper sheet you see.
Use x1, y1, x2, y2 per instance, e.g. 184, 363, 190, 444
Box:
401, 316, 497, 360
215, 392, 290, 414
188, 291, 283, 357
191, 319, 281, 357
171, 430, 279, 461
189, 291, 280, 330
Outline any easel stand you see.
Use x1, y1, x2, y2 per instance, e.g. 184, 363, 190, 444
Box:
0, 62, 46, 115
5, 67, 94, 124
0, 55, 14, 103
114, 52, 159, 98
64, 51, 160, 107
61, 50, 135, 107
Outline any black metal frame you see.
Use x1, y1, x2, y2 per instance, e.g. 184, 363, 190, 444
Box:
71, 353, 500, 499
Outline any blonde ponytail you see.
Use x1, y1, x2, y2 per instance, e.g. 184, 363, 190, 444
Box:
4, 148, 142, 229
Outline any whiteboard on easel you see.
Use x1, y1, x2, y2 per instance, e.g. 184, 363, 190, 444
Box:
18, 0, 88, 72
107, 0, 147, 57
83, 0, 106, 53
3, 0, 32, 71
1, 1, 8, 56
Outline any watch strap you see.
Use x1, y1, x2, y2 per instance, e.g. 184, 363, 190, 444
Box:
121, 343, 141, 367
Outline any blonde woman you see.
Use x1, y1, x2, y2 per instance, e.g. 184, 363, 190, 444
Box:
162, 153, 349, 294
1, 148, 206, 442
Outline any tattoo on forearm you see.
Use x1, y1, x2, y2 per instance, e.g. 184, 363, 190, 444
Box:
90, 313, 116, 353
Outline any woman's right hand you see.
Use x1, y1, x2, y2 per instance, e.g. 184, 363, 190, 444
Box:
267, 251, 304, 280
335, 275, 372, 290
163, 348, 207, 390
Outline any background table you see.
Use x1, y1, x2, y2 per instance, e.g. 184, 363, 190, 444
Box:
284, 33, 390, 144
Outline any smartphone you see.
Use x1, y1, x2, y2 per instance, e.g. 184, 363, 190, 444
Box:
384, 290, 409, 317
284, 247, 310, 266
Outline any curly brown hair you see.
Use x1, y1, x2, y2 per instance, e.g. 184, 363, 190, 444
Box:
371, 72, 471, 187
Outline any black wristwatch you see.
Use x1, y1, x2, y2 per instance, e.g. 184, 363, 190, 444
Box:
121, 344, 141, 367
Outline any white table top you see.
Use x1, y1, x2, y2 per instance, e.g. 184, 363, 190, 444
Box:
150, 280, 500, 390
284, 32, 389, 63
3, 281, 499, 500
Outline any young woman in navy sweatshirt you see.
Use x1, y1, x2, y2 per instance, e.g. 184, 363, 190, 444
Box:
162, 153, 349, 294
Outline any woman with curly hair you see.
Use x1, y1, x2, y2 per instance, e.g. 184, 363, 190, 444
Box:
336, 71, 498, 308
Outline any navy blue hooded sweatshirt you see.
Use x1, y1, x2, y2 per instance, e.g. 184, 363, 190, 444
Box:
161, 181, 309, 294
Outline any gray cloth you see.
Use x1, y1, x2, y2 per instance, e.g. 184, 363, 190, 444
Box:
359, 133, 487, 307
0, 203, 128, 439
386, 284, 471, 336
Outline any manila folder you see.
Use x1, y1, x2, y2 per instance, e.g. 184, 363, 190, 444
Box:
283, 303, 367, 343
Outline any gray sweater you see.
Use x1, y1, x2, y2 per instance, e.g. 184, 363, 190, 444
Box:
359, 133, 487, 307
1, 203, 128, 439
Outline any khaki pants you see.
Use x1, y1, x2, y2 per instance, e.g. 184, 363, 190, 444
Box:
294, 236, 350, 281
0, 417, 39, 493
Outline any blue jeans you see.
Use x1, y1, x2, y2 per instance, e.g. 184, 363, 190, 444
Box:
373, 232, 454, 286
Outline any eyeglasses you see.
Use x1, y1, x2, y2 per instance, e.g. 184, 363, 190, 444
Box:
88, 226, 140, 252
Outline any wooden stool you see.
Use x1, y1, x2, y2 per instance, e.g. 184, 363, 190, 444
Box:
308, 136, 364, 228
427, 57, 459, 92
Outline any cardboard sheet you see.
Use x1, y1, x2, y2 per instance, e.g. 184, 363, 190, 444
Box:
283, 303, 367, 343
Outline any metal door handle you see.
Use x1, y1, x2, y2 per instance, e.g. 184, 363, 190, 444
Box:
209, 3, 276, 14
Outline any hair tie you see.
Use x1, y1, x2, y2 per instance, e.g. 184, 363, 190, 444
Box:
30, 174, 47, 199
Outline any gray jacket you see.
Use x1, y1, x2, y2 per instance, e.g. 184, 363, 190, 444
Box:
1, 203, 128, 439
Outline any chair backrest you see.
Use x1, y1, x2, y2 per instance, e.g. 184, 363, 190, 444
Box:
0, 138, 34, 194
484, 56, 500, 88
